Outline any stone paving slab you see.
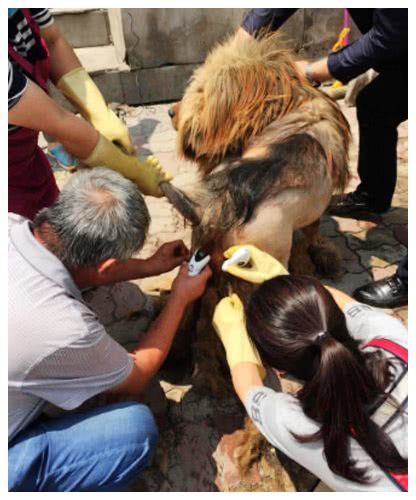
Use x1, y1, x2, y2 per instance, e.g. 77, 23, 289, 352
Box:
48, 97, 407, 492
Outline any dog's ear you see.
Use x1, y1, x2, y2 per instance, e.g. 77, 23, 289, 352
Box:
177, 115, 223, 175
180, 125, 201, 161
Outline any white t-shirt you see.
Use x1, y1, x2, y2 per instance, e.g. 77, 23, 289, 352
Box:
244, 302, 407, 492
8, 214, 133, 442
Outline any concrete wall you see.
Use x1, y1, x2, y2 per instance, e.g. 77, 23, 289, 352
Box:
54, 10, 110, 48
53, 8, 360, 105
121, 8, 361, 69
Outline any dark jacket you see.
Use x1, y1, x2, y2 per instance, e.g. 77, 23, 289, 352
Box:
241, 8, 408, 83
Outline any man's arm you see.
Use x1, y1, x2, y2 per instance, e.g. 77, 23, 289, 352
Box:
8, 79, 98, 160
108, 264, 212, 396
327, 8, 408, 84
239, 8, 407, 85
71, 241, 190, 289
240, 8, 298, 36
236, 9, 332, 83
40, 23, 82, 84
103, 240, 189, 282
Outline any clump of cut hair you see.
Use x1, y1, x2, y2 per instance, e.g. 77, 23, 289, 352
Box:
33, 167, 150, 269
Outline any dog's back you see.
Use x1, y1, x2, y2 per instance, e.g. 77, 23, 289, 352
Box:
175, 31, 350, 269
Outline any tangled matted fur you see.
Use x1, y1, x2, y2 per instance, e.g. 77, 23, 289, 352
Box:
176, 31, 350, 174
173, 31, 350, 269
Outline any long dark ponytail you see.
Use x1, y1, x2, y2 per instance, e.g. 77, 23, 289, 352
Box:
245, 275, 407, 483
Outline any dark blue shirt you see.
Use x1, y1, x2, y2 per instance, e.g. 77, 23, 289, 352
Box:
242, 8, 408, 83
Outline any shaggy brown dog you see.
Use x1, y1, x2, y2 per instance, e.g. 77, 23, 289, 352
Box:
169, 31, 350, 487
171, 31, 350, 274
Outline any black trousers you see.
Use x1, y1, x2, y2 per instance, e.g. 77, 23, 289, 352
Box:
356, 67, 408, 211
397, 254, 408, 288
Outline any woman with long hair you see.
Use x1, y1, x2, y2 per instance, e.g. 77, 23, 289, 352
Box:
213, 245, 407, 491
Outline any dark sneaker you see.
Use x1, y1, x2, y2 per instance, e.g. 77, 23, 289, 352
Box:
327, 191, 388, 218
353, 275, 408, 308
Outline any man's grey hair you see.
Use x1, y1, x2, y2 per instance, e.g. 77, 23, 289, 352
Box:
34, 168, 151, 268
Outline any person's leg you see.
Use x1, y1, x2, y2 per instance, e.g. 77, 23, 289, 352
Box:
330, 67, 407, 216
9, 401, 158, 492
355, 69, 407, 211
396, 254, 408, 288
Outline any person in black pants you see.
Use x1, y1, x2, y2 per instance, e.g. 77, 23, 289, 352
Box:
238, 8, 408, 216
352, 67, 408, 215
238, 9, 408, 307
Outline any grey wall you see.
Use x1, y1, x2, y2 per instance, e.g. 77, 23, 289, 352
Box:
54, 10, 110, 48
121, 8, 360, 67
54, 8, 360, 105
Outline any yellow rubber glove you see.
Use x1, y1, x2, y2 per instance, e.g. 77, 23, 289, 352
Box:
82, 134, 172, 197
223, 244, 288, 283
213, 293, 266, 379
57, 67, 134, 154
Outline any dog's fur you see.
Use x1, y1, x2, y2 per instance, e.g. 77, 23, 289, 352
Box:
170, 31, 350, 484
172, 32, 350, 273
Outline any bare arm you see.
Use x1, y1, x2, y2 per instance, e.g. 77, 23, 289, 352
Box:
40, 23, 82, 84
108, 265, 212, 396
99, 240, 189, 284
71, 241, 190, 289
8, 79, 98, 159
231, 362, 264, 402
295, 58, 333, 83
234, 26, 253, 41
306, 57, 332, 82
325, 285, 356, 310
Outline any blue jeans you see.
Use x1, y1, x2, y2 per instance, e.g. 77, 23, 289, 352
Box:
8, 401, 158, 492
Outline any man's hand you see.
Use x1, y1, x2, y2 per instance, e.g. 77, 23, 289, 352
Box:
171, 263, 212, 306
295, 60, 308, 75
147, 240, 189, 275
295, 58, 332, 84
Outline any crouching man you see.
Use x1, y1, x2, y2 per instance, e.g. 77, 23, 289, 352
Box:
8, 168, 212, 492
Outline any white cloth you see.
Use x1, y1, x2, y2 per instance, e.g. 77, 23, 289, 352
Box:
8, 214, 133, 442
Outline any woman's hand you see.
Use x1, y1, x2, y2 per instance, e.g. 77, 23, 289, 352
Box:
223, 244, 288, 283
213, 293, 266, 377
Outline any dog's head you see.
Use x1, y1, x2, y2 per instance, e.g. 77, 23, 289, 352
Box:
170, 32, 305, 175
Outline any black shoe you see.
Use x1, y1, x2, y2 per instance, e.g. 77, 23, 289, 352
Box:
353, 275, 408, 308
327, 191, 388, 218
